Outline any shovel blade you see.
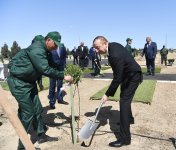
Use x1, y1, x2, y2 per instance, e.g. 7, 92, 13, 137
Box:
78, 119, 99, 140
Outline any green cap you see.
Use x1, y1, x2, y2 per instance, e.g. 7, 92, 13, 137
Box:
32, 35, 44, 43
46, 31, 61, 46
126, 38, 132, 42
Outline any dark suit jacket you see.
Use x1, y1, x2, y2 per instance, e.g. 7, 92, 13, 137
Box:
105, 42, 141, 97
142, 42, 157, 59
77, 46, 88, 59
49, 46, 67, 71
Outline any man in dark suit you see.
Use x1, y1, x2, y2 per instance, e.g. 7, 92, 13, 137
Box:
93, 36, 142, 148
71, 46, 78, 65
142, 37, 157, 76
76, 42, 88, 70
48, 43, 68, 109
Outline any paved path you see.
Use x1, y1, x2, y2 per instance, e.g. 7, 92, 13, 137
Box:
83, 73, 176, 81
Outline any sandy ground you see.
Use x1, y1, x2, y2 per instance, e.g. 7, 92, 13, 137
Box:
0, 54, 176, 150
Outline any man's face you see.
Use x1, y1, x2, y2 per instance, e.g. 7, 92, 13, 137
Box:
146, 37, 151, 44
93, 39, 108, 54
128, 40, 132, 45
46, 38, 57, 51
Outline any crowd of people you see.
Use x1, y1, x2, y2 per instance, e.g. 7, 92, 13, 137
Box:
5, 31, 171, 149
71, 43, 102, 77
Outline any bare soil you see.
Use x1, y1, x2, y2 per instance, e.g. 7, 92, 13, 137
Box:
0, 54, 176, 150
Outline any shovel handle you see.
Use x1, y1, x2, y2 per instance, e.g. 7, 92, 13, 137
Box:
93, 101, 104, 124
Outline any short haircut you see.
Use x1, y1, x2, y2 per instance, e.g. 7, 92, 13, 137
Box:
93, 36, 108, 47
45, 36, 49, 40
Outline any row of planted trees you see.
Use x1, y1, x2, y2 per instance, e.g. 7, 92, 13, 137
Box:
0, 41, 21, 60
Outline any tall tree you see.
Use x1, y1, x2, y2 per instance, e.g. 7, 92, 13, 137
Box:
1, 43, 9, 58
66, 48, 71, 55
11, 41, 21, 57
0, 54, 4, 63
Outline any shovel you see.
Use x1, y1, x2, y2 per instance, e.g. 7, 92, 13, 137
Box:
78, 101, 103, 140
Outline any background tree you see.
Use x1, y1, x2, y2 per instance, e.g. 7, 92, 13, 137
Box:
0, 54, 4, 63
10, 41, 21, 57
1, 43, 10, 59
66, 48, 71, 55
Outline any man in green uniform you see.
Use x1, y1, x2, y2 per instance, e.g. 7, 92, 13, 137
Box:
32, 35, 45, 91
125, 38, 133, 55
160, 45, 168, 66
7, 31, 73, 150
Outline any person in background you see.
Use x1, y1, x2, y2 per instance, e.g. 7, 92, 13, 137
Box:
48, 43, 68, 109
71, 46, 78, 65
94, 50, 101, 77
77, 42, 88, 70
89, 46, 95, 70
125, 38, 133, 55
7, 31, 73, 150
93, 36, 142, 148
160, 45, 168, 66
142, 37, 157, 76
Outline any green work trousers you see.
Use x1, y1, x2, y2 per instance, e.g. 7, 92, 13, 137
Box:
7, 76, 45, 149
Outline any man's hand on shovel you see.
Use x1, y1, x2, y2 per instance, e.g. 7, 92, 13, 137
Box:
101, 94, 109, 104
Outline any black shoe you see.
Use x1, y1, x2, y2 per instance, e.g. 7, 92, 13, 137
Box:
152, 73, 155, 76
109, 139, 131, 147
58, 101, 69, 105
49, 104, 55, 109
37, 133, 59, 144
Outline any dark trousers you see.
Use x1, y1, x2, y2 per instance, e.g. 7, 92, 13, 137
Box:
119, 72, 142, 141
91, 58, 95, 70
48, 78, 63, 105
79, 58, 85, 69
94, 61, 101, 75
73, 56, 78, 65
161, 56, 167, 66
146, 58, 155, 74
7, 76, 44, 149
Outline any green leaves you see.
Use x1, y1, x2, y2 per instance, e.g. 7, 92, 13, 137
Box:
64, 64, 83, 85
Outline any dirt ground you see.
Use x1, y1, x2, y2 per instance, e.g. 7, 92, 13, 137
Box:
0, 54, 176, 150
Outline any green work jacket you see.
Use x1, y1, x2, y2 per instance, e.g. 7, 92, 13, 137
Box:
8, 41, 64, 83
125, 44, 133, 55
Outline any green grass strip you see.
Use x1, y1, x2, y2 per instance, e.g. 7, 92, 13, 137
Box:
90, 80, 156, 104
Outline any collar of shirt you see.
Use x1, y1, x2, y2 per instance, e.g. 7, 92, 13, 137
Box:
81, 46, 83, 51
147, 41, 151, 46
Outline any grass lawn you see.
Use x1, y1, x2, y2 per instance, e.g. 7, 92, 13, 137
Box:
83, 66, 111, 74
90, 80, 156, 104
142, 67, 161, 74
83, 66, 161, 74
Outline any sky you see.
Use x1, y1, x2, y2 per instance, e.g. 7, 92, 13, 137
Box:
0, 0, 176, 51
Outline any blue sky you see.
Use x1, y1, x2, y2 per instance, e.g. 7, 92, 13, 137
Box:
0, 0, 176, 51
